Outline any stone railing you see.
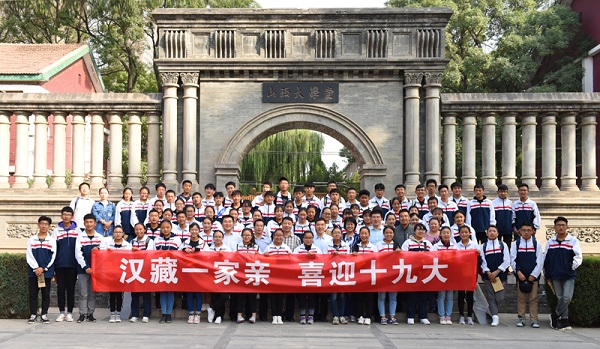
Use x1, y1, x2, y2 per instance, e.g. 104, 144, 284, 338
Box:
0, 93, 162, 191
441, 93, 600, 192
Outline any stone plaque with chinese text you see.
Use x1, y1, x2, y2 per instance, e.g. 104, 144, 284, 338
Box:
262, 82, 339, 103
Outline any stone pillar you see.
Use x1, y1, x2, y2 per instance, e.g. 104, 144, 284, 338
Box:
89, 111, 105, 190
107, 112, 124, 191
540, 112, 559, 191
403, 72, 423, 190
501, 112, 518, 191
70, 111, 87, 186
180, 72, 199, 187
359, 164, 388, 195
50, 112, 68, 189
12, 110, 30, 188
481, 112, 497, 191
461, 113, 477, 190
441, 112, 457, 185
0, 111, 12, 188
127, 111, 143, 188
215, 164, 241, 193
560, 112, 579, 191
520, 112, 539, 191
424, 72, 442, 184
580, 112, 599, 191
146, 111, 161, 190
32, 111, 50, 188
161, 72, 179, 190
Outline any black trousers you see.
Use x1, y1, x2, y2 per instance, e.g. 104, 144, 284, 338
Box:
270, 294, 284, 317
457, 291, 474, 317
29, 277, 51, 316
237, 293, 257, 314
211, 293, 229, 318
109, 292, 123, 312
55, 267, 78, 313
284, 293, 295, 321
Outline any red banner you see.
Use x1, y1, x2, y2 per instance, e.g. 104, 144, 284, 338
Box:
92, 250, 477, 293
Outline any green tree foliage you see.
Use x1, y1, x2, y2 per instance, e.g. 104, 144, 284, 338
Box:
387, 0, 592, 93
240, 131, 329, 188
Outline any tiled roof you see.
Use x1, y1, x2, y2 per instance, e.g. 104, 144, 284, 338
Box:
0, 43, 86, 75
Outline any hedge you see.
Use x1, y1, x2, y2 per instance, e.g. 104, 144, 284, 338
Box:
544, 256, 600, 327
0, 253, 29, 318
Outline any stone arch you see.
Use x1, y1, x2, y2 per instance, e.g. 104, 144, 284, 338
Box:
215, 104, 386, 189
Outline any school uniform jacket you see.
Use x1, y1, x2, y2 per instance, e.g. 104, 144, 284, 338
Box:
451, 196, 469, 215
492, 197, 513, 236
237, 243, 260, 254
131, 235, 156, 251
510, 237, 544, 279
154, 234, 182, 251
450, 224, 477, 243
512, 199, 541, 231
53, 221, 79, 269
438, 200, 459, 226
401, 238, 432, 252
293, 244, 323, 254
130, 199, 150, 226
100, 238, 132, 250
327, 240, 350, 254
431, 240, 458, 251
264, 243, 292, 255
75, 231, 104, 274
543, 234, 582, 280
26, 234, 57, 278
480, 239, 510, 282
466, 196, 496, 233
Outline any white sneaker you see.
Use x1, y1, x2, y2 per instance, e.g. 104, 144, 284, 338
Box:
364, 318, 371, 325
207, 307, 215, 323
65, 313, 74, 322
459, 316, 465, 325
272, 316, 278, 325
407, 318, 415, 325
130, 317, 138, 323
188, 315, 194, 324
215, 316, 222, 324
277, 316, 283, 325
194, 315, 200, 324
109, 314, 116, 323
142, 317, 149, 323
467, 317, 474, 325
115, 313, 121, 323
357, 316, 365, 325
491, 315, 500, 327
446, 316, 453, 325
420, 319, 431, 325
56, 313, 66, 322
439, 316, 447, 325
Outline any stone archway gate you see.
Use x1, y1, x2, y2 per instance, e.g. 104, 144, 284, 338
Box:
152, 8, 452, 191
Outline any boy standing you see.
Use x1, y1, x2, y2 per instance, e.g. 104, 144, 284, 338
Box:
202, 183, 216, 208
437, 184, 458, 226
544, 217, 582, 330
74, 213, 103, 323
467, 184, 496, 244
276, 177, 292, 205
480, 225, 510, 327
512, 184, 541, 236
26, 216, 56, 324
179, 180, 194, 206
69, 182, 95, 229
412, 184, 429, 219
260, 191, 277, 225
53, 207, 79, 322
493, 184, 514, 247
252, 180, 272, 208
450, 182, 469, 215
369, 183, 390, 217
510, 222, 544, 328
224, 181, 237, 208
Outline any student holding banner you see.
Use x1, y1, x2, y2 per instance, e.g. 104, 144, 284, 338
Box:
129, 223, 154, 323
263, 228, 292, 325
236, 228, 260, 324
294, 231, 323, 325
401, 223, 433, 325
352, 226, 378, 325
154, 220, 182, 324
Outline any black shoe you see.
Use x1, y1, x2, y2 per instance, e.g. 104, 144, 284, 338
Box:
550, 312, 559, 329
166, 314, 172, 323
87, 314, 96, 323
27, 315, 37, 324
41, 315, 50, 324
159, 315, 165, 323
558, 318, 572, 330
77, 314, 86, 323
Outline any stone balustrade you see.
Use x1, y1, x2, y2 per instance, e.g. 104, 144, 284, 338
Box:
441, 93, 600, 192
0, 93, 162, 191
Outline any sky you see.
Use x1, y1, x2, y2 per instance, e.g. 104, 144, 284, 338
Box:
256, 0, 388, 169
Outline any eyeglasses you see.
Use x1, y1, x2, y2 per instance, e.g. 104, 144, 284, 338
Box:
555, 224, 567, 227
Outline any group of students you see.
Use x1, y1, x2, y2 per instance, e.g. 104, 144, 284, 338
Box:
26, 178, 582, 331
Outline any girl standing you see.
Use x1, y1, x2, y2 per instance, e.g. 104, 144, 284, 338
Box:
431, 226, 456, 325
182, 223, 206, 324
154, 220, 182, 323
327, 226, 349, 325
206, 230, 230, 324
401, 223, 433, 325
263, 228, 292, 325
236, 228, 260, 323
352, 227, 378, 325
293, 231, 322, 324
376, 225, 400, 325
115, 187, 135, 241
100, 226, 131, 323
455, 225, 479, 325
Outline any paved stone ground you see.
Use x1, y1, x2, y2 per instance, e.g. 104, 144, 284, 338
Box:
1, 309, 599, 349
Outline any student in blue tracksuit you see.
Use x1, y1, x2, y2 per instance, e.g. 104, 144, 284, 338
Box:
75, 213, 104, 323
53, 206, 79, 322
154, 220, 182, 323
115, 187, 135, 241
544, 216, 582, 331
466, 184, 496, 244
129, 223, 155, 323
26, 216, 56, 324
510, 221, 544, 328
492, 184, 514, 248
480, 225, 510, 327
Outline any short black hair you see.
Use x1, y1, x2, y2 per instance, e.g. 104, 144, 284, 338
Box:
204, 183, 216, 190
374, 183, 385, 190
358, 189, 370, 197
450, 182, 462, 189
61, 206, 74, 214
38, 216, 52, 224
497, 184, 508, 191
182, 180, 192, 186
83, 213, 96, 222
554, 216, 568, 225
156, 182, 166, 190
213, 191, 224, 198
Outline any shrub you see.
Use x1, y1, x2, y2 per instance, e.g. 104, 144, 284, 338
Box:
544, 256, 600, 327
0, 253, 29, 318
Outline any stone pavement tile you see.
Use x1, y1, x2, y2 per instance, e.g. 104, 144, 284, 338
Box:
1, 312, 599, 349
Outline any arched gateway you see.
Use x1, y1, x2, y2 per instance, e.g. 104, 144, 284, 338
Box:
153, 8, 452, 191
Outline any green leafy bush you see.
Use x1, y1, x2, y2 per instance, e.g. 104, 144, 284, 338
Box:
544, 256, 600, 327
0, 253, 29, 318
